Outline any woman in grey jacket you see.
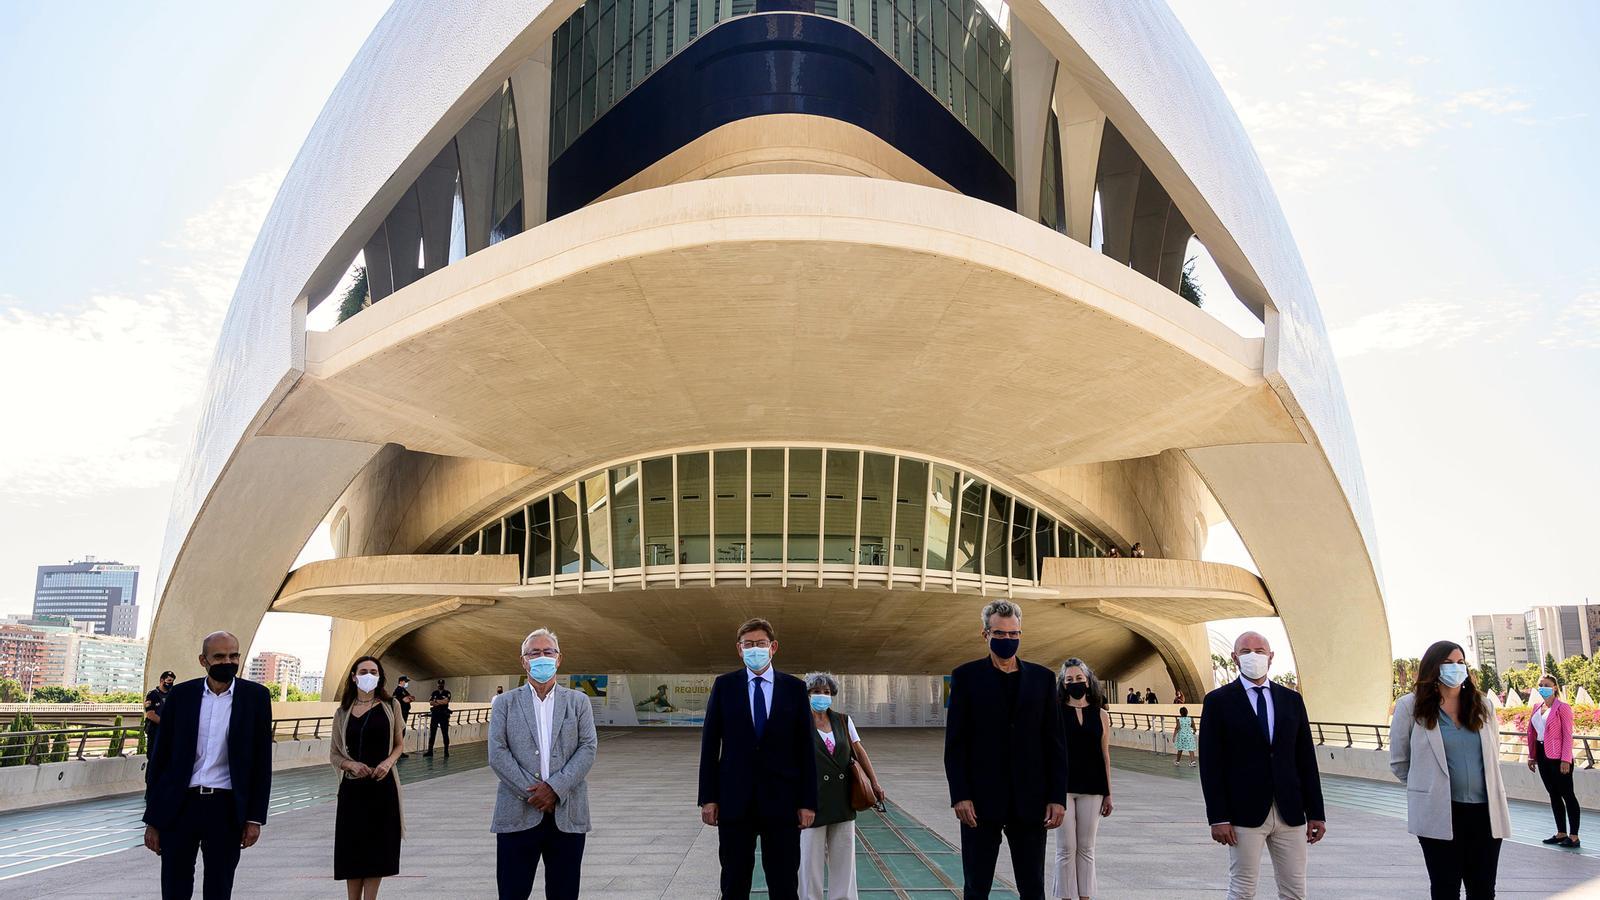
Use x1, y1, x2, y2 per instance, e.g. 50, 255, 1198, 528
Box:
1388, 641, 1510, 900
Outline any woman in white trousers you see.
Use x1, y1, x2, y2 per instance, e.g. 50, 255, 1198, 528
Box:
800, 672, 885, 900
1055, 659, 1114, 899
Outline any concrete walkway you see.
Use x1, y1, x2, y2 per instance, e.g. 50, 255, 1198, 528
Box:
5, 729, 1599, 897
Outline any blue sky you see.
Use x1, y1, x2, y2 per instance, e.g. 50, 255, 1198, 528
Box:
0, 1, 1594, 674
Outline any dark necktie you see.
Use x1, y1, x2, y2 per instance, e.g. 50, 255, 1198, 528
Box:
1253, 686, 1271, 743
752, 676, 767, 741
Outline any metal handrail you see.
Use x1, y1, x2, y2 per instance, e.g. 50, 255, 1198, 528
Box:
1107, 710, 1600, 769
0, 723, 146, 765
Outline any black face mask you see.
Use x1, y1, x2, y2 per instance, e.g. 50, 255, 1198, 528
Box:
989, 637, 1020, 660
207, 663, 239, 683
1064, 681, 1089, 699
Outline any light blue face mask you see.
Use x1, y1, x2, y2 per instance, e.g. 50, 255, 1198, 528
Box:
527, 657, 558, 683
742, 646, 771, 672
1538, 686, 1556, 700
809, 694, 833, 712
1437, 662, 1469, 688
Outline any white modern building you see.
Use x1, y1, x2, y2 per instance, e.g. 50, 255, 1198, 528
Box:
148, 0, 1391, 720
67, 634, 147, 694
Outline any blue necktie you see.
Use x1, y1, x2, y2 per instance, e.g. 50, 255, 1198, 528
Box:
752, 676, 767, 740
1253, 686, 1271, 743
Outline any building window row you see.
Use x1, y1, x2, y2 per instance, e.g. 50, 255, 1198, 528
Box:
548, 0, 1014, 171
446, 446, 1105, 588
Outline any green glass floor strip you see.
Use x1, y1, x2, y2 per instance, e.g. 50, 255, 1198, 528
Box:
1111, 744, 1600, 860
753, 801, 1019, 898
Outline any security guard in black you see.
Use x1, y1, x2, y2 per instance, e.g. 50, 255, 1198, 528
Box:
424, 680, 451, 757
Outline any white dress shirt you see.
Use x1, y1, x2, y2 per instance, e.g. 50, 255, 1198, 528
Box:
747, 668, 773, 724
529, 683, 556, 781
190, 679, 235, 789
1532, 705, 1549, 742
1238, 674, 1276, 742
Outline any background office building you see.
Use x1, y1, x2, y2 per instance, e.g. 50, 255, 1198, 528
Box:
1469, 613, 1537, 670
67, 635, 148, 694
33, 558, 140, 638
247, 651, 303, 688
1470, 603, 1598, 670
146, 0, 1391, 721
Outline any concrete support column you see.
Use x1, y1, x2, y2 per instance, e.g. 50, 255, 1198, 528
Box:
1008, 19, 1057, 222
509, 43, 553, 227
1054, 73, 1106, 247
455, 94, 501, 254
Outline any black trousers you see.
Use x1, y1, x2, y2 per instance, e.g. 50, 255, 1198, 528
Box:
959, 820, 1045, 900
427, 712, 450, 752
496, 815, 585, 900
718, 815, 801, 899
1536, 741, 1581, 834
159, 790, 243, 900
1417, 802, 1501, 900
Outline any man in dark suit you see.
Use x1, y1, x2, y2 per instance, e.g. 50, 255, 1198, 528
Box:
143, 631, 273, 900
1199, 631, 1326, 900
944, 600, 1066, 899
698, 617, 818, 900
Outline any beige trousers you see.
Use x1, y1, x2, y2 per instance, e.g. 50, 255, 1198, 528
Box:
1053, 793, 1102, 898
799, 819, 857, 900
1227, 803, 1307, 900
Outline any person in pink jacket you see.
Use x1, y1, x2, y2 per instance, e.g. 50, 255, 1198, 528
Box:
1526, 674, 1580, 848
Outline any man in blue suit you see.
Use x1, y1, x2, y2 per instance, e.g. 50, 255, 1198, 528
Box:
698, 617, 818, 900
1199, 631, 1326, 900
142, 631, 273, 900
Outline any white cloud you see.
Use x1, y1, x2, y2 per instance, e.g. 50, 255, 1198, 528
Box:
0, 171, 281, 501
1329, 295, 1537, 359
1543, 290, 1600, 350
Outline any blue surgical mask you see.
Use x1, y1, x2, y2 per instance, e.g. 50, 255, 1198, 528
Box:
1538, 686, 1556, 700
527, 657, 558, 683
809, 694, 833, 712
742, 647, 771, 671
1437, 663, 1469, 688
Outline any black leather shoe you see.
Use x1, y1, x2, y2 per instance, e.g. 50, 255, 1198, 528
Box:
1544, 834, 1567, 844
422, 751, 434, 757
1560, 836, 1581, 848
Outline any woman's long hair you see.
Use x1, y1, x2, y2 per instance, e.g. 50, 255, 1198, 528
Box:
339, 655, 392, 710
1411, 640, 1485, 731
1057, 657, 1105, 711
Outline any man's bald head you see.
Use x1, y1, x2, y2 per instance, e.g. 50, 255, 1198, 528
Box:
200, 631, 238, 657
1233, 631, 1271, 654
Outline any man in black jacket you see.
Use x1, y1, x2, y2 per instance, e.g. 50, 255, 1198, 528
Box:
698, 617, 817, 900
944, 600, 1066, 899
1199, 631, 1326, 900
143, 631, 273, 900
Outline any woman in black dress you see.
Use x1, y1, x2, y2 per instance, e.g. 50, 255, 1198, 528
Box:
331, 655, 405, 900
1055, 658, 1114, 900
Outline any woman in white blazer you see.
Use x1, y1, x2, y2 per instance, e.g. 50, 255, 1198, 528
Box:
1389, 641, 1511, 900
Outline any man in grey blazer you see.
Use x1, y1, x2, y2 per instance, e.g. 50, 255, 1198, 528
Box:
490, 628, 598, 900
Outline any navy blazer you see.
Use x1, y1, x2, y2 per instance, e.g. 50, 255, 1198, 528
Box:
697, 668, 819, 821
943, 658, 1067, 823
1198, 679, 1325, 828
143, 677, 274, 831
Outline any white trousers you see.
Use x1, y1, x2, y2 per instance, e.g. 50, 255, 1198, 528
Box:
799, 819, 857, 900
1227, 804, 1307, 900
1053, 793, 1101, 898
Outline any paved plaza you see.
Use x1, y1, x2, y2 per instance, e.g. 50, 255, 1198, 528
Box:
2, 729, 1597, 898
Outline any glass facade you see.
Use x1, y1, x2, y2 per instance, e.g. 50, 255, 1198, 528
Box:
1039, 106, 1065, 233
490, 82, 524, 245
548, 0, 1014, 172
448, 446, 1106, 588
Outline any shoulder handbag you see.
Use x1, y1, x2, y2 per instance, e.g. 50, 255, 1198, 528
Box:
839, 715, 878, 811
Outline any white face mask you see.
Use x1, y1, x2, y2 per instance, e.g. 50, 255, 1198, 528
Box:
1237, 651, 1270, 681
355, 673, 380, 693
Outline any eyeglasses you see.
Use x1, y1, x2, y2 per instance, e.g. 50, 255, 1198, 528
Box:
521, 649, 560, 659
738, 640, 773, 649
986, 630, 1022, 639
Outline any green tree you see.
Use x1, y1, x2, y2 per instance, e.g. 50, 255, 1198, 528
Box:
265, 682, 282, 702
106, 715, 126, 758
30, 685, 87, 703
1392, 658, 1421, 700
1545, 652, 1560, 680
1504, 662, 1542, 697
1476, 661, 1501, 694
0, 677, 23, 703
1179, 256, 1205, 307
1, 714, 40, 767
49, 732, 68, 763
1271, 671, 1298, 690
335, 266, 370, 324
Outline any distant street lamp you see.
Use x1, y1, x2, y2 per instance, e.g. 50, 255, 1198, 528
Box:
20, 664, 37, 704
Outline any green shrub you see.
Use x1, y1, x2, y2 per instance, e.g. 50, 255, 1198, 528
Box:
106, 715, 126, 758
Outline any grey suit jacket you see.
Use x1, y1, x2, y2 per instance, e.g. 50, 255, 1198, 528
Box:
1388, 693, 1510, 840
489, 683, 598, 834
